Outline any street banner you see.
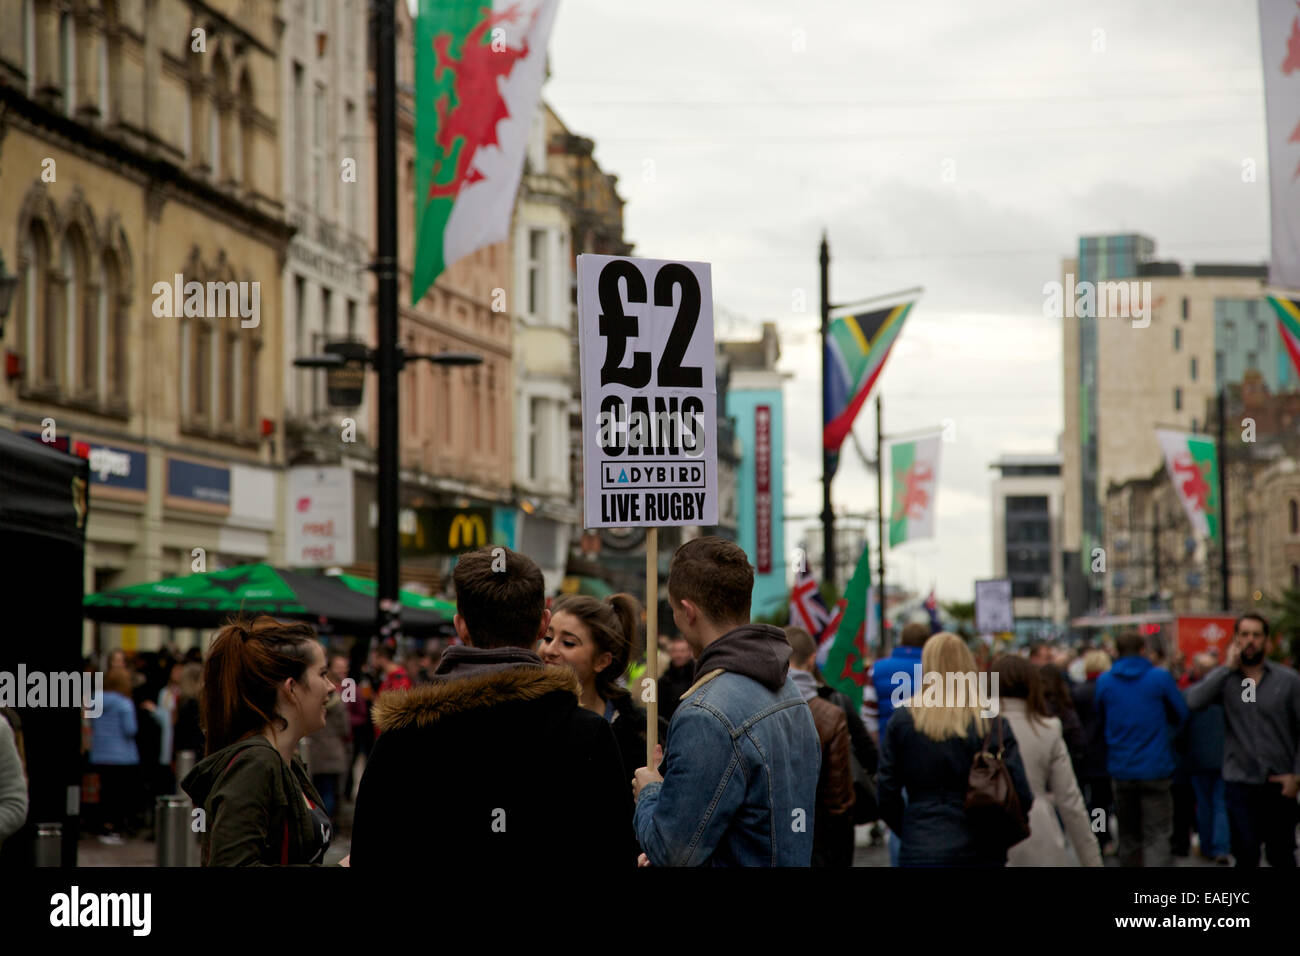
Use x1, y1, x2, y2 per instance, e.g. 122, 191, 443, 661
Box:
412, 0, 558, 303
287, 466, 355, 567
888, 432, 941, 547
974, 578, 1013, 634
577, 254, 718, 528
1259, 0, 1300, 289
823, 299, 917, 481
1155, 429, 1221, 544
821, 543, 873, 710
1266, 295, 1300, 383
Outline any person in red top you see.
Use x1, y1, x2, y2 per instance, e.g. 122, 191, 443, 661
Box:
375, 646, 413, 694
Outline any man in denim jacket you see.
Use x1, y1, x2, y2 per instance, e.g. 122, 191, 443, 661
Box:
632, 536, 821, 866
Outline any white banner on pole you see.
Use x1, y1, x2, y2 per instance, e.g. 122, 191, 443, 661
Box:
1260, 0, 1300, 288
577, 254, 718, 528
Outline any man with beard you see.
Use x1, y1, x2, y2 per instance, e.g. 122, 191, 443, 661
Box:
1185, 613, 1300, 867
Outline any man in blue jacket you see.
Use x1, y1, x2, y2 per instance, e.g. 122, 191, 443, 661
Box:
632, 536, 821, 866
1096, 631, 1189, 866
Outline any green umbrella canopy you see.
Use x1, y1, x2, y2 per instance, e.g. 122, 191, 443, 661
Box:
83, 563, 451, 636
335, 574, 456, 617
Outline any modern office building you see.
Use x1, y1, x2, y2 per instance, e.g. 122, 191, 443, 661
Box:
1060, 233, 1273, 619
989, 452, 1065, 637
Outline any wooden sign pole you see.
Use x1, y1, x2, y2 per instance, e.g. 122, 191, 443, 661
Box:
645, 526, 659, 769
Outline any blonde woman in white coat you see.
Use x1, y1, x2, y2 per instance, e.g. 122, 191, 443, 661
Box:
992, 655, 1102, 867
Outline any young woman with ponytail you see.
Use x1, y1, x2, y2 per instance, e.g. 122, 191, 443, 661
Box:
539, 593, 668, 782
180, 616, 338, 866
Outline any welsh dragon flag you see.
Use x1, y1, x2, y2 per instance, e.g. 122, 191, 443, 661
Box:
821, 543, 873, 710
888, 433, 941, 547
413, 0, 558, 304
1155, 429, 1220, 544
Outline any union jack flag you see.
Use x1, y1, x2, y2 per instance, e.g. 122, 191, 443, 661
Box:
789, 567, 833, 641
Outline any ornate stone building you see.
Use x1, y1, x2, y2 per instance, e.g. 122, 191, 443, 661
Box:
0, 0, 289, 652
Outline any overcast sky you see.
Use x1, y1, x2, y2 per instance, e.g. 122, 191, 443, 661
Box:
540, 0, 1271, 602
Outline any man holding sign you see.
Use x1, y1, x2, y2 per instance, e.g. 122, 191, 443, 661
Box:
631, 536, 820, 866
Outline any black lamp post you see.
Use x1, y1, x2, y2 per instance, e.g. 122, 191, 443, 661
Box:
0, 251, 19, 338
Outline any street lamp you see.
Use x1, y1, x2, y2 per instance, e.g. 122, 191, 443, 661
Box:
293, 343, 482, 641
0, 251, 19, 339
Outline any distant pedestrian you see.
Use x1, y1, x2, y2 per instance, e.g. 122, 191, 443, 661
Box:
305, 652, 353, 819
181, 617, 337, 866
1072, 648, 1114, 854
374, 645, 412, 694
632, 536, 820, 866
656, 635, 696, 723
1184, 613, 1300, 867
872, 620, 930, 865
877, 633, 1034, 867
89, 668, 140, 844
993, 655, 1102, 867
786, 627, 855, 867
1183, 653, 1230, 863
1095, 630, 1188, 867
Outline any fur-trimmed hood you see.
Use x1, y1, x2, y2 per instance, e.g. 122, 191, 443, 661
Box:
372, 664, 580, 733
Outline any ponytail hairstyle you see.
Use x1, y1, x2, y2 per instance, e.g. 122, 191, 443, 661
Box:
200, 615, 320, 755
550, 593, 642, 701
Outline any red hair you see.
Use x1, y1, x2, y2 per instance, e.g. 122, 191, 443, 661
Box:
200, 615, 319, 755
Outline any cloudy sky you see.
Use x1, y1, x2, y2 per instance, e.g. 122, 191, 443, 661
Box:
540, 0, 1271, 601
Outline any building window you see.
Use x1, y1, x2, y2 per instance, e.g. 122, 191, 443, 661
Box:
527, 229, 546, 317
1225, 321, 1235, 348
487, 364, 496, 454
293, 62, 305, 206
529, 397, 543, 481
1173, 327, 1181, 351
1174, 387, 1182, 412
345, 99, 357, 231
59, 11, 75, 117
346, 299, 357, 341
1293, 564, 1300, 590
1259, 322, 1268, 350
1181, 297, 1189, 320
1215, 351, 1225, 381
239, 72, 255, 192
23, 0, 35, 97
1190, 356, 1197, 381
18, 222, 50, 388
313, 83, 326, 214
1291, 499, 1299, 535
1247, 351, 1258, 370
294, 274, 306, 414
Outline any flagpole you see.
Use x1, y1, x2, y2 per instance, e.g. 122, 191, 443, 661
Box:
1217, 388, 1229, 611
821, 232, 836, 590
877, 394, 887, 654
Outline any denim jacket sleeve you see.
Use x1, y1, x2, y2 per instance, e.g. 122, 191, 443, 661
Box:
633, 703, 745, 866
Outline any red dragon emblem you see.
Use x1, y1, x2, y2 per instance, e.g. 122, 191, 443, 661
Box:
901, 464, 933, 519
1282, 2, 1300, 177
427, 3, 539, 201
1172, 456, 1210, 513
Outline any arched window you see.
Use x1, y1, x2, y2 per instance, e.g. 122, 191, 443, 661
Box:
187, 41, 208, 170
101, 250, 125, 402
60, 227, 92, 394
17, 221, 51, 387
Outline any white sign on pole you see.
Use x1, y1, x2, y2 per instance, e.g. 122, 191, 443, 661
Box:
974, 578, 1014, 634
578, 254, 718, 528
286, 466, 355, 566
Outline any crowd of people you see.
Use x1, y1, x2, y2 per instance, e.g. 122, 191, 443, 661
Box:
40, 536, 1300, 868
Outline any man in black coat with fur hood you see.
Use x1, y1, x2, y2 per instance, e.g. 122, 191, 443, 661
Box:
349, 546, 633, 868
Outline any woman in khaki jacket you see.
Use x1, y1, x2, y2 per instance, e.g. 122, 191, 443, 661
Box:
992, 655, 1103, 867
